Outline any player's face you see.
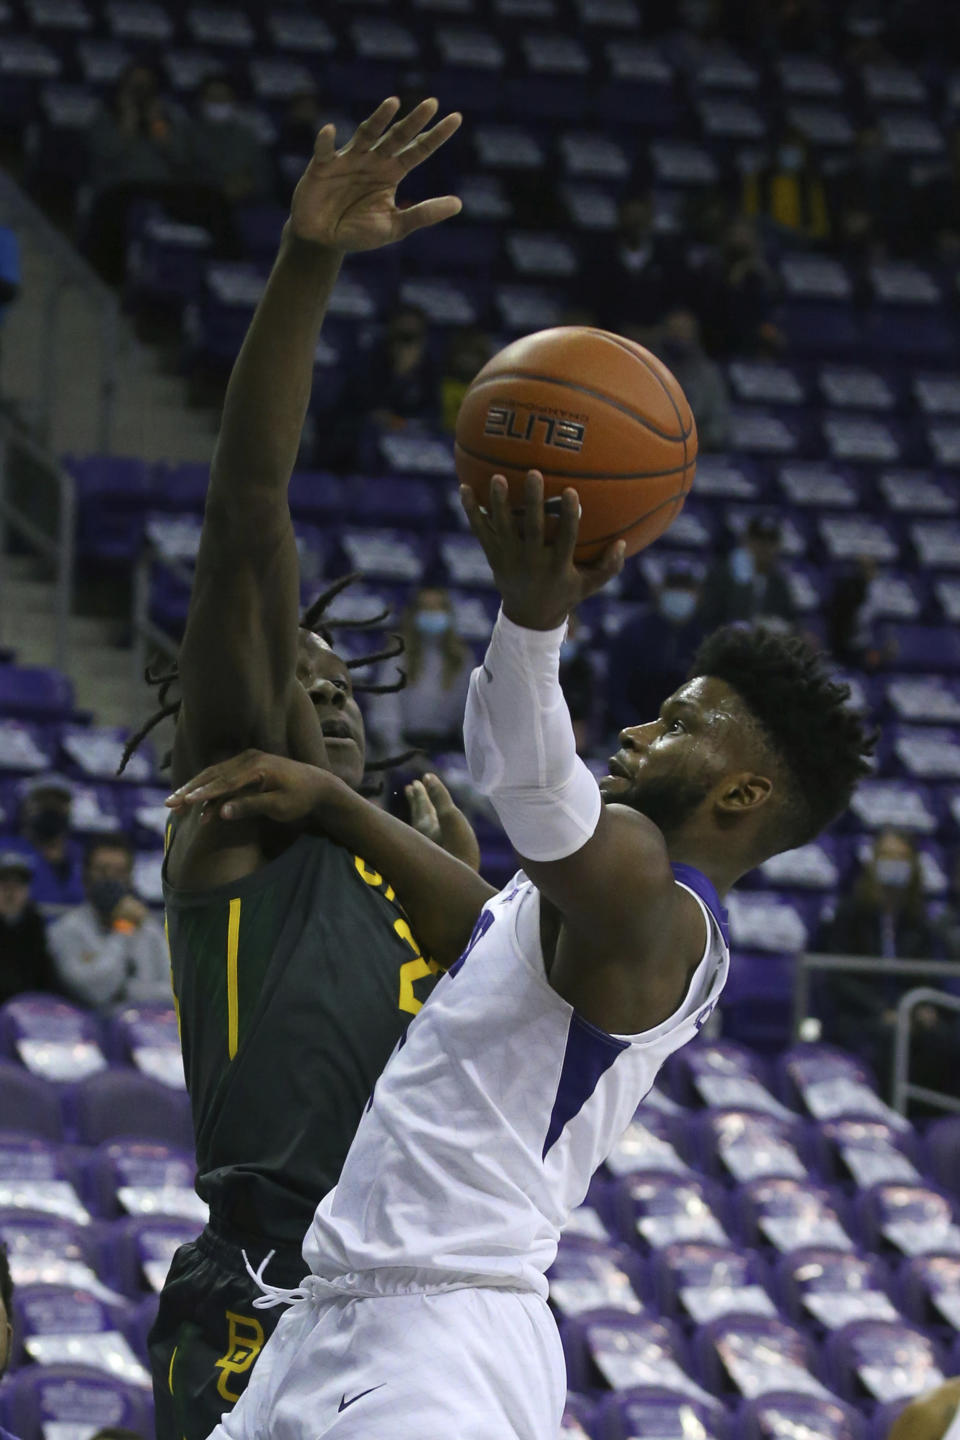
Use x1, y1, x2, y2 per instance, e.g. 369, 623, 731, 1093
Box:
601, 676, 748, 836
297, 632, 366, 790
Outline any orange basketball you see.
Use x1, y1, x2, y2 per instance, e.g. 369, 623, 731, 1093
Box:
454, 326, 697, 563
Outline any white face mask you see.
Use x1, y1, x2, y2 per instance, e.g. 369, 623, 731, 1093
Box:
729, 546, 755, 585
202, 101, 235, 124
659, 588, 697, 624
875, 857, 912, 888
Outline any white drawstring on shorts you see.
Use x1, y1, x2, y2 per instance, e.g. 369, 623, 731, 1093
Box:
242, 1249, 331, 1310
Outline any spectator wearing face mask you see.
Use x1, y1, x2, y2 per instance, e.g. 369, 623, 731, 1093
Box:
0, 852, 59, 1004
369, 588, 474, 758
698, 516, 796, 630
693, 217, 782, 357
742, 129, 831, 244
814, 829, 952, 1106
587, 192, 691, 341
605, 563, 704, 735
328, 306, 440, 468
653, 310, 730, 451
186, 77, 272, 208
558, 614, 597, 754
48, 837, 172, 1010
16, 775, 84, 909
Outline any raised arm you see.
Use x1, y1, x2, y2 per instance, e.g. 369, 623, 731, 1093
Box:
165, 752, 495, 968
460, 472, 706, 1033
172, 98, 462, 784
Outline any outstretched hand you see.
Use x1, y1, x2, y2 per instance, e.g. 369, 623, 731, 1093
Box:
165, 750, 331, 826
460, 470, 625, 632
406, 774, 482, 872
290, 96, 462, 253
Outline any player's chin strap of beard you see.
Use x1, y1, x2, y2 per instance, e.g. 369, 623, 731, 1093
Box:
464, 607, 602, 862
242, 1249, 334, 1310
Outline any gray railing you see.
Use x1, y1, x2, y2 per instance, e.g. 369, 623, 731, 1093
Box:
0, 418, 75, 672
0, 170, 120, 453
892, 987, 960, 1117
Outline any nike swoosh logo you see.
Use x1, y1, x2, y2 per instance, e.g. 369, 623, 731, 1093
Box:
338, 1385, 385, 1413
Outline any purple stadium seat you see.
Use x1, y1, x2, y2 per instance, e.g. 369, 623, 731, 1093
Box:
83, 1139, 201, 1222
854, 1182, 960, 1260
775, 1046, 908, 1130
559, 1392, 595, 1437
603, 1108, 692, 1180
337, 527, 430, 584
823, 1318, 946, 1407
61, 1070, 194, 1149
0, 1364, 151, 1440
663, 1042, 788, 1119
820, 1118, 922, 1190
727, 890, 816, 954
734, 1177, 855, 1254
885, 675, 960, 725
0, 995, 106, 1083
0, 1060, 62, 1139
0, 1133, 87, 1224
106, 1005, 183, 1088
651, 1242, 776, 1325
892, 725, 960, 779
847, 777, 939, 835
692, 1109, 813, 1185
13, 1282, 148, 1385
691, 1313, 827, 1401
738, 1393, 866, 1439
888, 624, 960, 674
773, 1248, 899, 1331
898, 1253, 960, 1335
925, 1117, 960, 1198
613, 1172, 730, 1252
547, 1235, 646, 1320
596, 1386, 731, 1439
106, 1215, 204, 1300
0, 1209, 111, 1300
0, 666, 75, 721
757, 838, 844, 891
561, 1309, 711, 1403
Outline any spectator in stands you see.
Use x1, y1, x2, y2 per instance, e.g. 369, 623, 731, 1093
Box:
697, 516, 796, 629
329, 305, 440, 467
279, 85, 324, 160
826, 556, 895, 672
186, 77, 272, 208
605, 562, 703, 735
831, 125, 912, 259
558, 613, 596, 754
918, 128, 960, 259
653, 309, 730, 450
369, 588, 473, 757
47, 836, 171, 1010
742, 129, 831, 244
0, 851, 58, 1004
694, 217, 781, 356
85, 61, 188, 284
814, 829, 952, 1101
16, 774, 84, 909
587, 193, 689, 340
440, 327, 492, 433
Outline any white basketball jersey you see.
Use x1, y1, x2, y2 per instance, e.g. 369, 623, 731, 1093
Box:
303, 864, 729, 1299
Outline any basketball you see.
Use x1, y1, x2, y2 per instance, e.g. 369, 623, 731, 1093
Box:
454, 326, 698, 563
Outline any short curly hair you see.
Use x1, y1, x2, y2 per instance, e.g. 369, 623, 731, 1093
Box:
689, 625, 875, 852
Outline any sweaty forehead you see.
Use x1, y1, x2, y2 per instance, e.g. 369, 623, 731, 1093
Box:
298, 629, 348, 679
669, 674, 748, 726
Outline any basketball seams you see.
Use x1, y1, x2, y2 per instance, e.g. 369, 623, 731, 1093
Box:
454, 438, 692, 483
584, 328, 695, 440
463, 369, 694, 443
575, 479, 694, 548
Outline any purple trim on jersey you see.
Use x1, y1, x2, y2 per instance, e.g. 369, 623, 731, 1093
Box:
671, 862, 730, 949
542, 1011, 629, 1159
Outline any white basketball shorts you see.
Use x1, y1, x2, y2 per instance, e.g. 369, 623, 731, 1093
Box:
207, 1284, 567, 1440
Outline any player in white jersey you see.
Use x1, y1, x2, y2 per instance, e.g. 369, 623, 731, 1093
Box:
172, 474, 874, 1439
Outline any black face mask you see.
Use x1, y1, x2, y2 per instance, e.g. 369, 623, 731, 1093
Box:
88, 878, 128, 918
28, 806, 70, 843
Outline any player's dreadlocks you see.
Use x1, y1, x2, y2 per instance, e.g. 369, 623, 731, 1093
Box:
118, 573, 417, 787
689, 624, 876, 852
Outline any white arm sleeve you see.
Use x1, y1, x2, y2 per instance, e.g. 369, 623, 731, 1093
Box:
464, 608, 602, 862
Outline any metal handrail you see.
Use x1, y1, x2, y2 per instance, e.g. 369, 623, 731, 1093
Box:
0, 418, 75, 672
793, 951, 960, 1040
0, 169, 120, 452
892, 987, 960, 1117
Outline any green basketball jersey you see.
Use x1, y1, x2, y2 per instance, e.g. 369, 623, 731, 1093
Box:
163, 831, 441, 1247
